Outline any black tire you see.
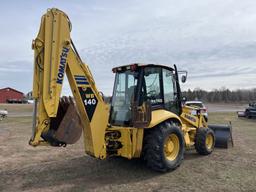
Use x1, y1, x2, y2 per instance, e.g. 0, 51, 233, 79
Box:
143, 121, 185, 172
195, 128, 215, 155
245, 110, 251, 119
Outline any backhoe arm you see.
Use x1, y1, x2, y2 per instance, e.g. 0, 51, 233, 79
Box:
30, 8, 109, 159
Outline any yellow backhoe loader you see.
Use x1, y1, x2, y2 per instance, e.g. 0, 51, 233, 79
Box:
29, 8, 231, 172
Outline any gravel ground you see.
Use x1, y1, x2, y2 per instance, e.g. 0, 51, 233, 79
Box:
0, 104, 255, 192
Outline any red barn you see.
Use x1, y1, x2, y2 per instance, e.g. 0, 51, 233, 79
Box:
0, 87, 25, 103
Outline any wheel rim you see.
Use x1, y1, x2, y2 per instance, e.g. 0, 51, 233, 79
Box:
164, 134, 180, 161
206, 133, 214, 150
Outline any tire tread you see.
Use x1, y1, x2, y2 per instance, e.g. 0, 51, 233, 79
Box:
143, 121, 184, 172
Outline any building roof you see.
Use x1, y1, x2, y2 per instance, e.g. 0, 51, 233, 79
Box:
0, 87, 24, 95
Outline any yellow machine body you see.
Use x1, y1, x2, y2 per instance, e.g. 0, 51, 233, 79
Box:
30, 8, 210, 163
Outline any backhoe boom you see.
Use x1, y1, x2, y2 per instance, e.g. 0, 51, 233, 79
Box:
30, 8, 109, 159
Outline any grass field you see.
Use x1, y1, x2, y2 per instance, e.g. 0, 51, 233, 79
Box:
0, 104, 255, 192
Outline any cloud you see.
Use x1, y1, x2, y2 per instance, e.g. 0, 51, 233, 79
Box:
0, 0, 256, 95
0, 60, 33, 94
0, 60, 32, 72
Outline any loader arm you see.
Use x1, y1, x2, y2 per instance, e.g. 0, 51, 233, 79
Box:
30, 8, 109, 159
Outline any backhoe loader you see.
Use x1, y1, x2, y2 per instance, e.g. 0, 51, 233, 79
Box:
30, 8, 230, 172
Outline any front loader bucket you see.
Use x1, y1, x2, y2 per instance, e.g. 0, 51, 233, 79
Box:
208, 122, 234, 148
42, 96, 83, 146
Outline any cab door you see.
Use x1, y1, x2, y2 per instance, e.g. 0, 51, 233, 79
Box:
162, 68, 180, 115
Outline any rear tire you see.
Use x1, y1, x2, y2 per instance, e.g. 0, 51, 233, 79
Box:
245, 110, 251, 119
143, 121, 184, 172
195, 128, 215, 155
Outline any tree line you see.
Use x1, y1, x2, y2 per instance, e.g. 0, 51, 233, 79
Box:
104, 88, 256, 103
182, 88, 256, 103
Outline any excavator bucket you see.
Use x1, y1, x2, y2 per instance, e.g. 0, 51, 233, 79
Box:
208, 122, 234, 148
42, 96, 83, 146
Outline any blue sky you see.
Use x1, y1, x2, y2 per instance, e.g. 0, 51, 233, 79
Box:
0, 0, 255, 95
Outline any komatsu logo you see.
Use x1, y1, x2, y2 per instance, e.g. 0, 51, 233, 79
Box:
56, 47, 69, 84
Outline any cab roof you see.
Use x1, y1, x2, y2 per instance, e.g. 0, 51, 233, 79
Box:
112, 63, 175, 73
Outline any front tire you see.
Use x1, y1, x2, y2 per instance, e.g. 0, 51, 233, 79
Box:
143, 121, 185, 172
195, 128, 215, 155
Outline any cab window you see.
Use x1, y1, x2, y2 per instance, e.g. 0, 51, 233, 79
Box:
110, 71, 138, 126
143, 67, 163, 105
162, 68, 178, 113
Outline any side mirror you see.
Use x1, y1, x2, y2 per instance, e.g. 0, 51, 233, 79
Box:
181, 75, 187, 83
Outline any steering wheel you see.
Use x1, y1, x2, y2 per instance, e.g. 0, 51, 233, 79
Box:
147, 90, 157, 100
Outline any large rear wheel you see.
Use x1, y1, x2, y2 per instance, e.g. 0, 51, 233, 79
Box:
143, 121, 184, 172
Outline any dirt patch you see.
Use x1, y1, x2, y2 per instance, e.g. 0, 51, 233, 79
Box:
0, 107, 255, 192
0, 128, 10, 142
0, 104, 33, 117
0, 104, 33, 113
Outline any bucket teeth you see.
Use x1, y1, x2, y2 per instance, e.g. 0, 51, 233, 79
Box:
42, 96, 82, 146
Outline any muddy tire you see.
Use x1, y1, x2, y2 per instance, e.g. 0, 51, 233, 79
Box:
195, 128, 215, 155
143, 121, 184, 172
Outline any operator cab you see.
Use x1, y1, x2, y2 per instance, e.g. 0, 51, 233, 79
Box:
110, 63, 186, 127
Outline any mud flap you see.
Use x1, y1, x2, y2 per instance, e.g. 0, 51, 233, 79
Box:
42, 96, 82, 146
208, 122, 234, 148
